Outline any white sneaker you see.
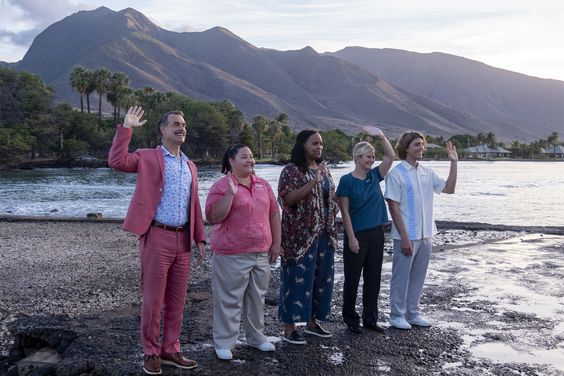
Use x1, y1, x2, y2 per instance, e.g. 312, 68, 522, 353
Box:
389, 317, 412, 330
215, 348, 233, 360
250, 342, 275, 352
408, 316, 431, 327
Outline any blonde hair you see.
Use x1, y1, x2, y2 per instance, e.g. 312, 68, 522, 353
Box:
395, 131, 426, 160
352, 141, 375, 162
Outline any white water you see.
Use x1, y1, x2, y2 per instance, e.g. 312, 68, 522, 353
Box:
1, 161, 563, 227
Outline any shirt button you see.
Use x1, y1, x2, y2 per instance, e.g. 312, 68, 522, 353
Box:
159, 188, 163, 192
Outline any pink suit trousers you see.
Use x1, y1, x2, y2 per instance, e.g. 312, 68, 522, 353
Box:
140, 226, 191, 355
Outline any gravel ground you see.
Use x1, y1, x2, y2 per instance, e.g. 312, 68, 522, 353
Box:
0, 220, 563, 375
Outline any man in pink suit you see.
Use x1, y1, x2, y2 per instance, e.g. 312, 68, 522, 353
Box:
108, 106, 206, 375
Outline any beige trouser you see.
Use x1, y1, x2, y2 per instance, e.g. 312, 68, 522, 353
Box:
212, 251, 271, 349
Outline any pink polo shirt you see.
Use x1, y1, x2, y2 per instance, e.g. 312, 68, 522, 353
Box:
205, 174, 279, 255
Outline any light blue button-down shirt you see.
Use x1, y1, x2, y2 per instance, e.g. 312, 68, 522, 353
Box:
154, 146, 192, 226
384, 160, 446, 240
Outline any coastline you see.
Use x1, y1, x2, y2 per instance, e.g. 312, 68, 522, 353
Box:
1, 157, 563, 170
2, 215, 564, 236
1, 219, 563, 375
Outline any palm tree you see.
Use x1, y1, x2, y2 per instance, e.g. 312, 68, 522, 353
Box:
252, 114, 269, 159
547, 131, 559, 158
510, 140, 523, 159
268, 113, 288, 158
121, 90, 137, 113
531, 139, 549, 159
83, 69, 95, 114
69, 66, 88, 112
116, 87, 133, 120
267, 120, 282, 158
216, 100, 246, 144
485, 132, 497, 148
136, 86, 165, 116
93, 68, 111, 120
106, 72, 130, 122
476, 132, 487, 145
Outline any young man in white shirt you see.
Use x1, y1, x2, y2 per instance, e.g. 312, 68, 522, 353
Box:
384, 131, 458, 329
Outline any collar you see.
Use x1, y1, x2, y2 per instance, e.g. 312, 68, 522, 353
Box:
161, 145, 188, 161
400, 160, 417, 170
235, 173, 257, 184
229, 173, 257, 189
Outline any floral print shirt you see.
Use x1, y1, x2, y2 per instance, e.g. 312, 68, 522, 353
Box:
278, 163, 339, 262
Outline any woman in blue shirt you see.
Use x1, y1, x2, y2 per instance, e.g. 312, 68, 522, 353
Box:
336, 127, 395, 333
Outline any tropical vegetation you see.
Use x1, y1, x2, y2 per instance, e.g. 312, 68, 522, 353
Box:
1, 65, 562, 168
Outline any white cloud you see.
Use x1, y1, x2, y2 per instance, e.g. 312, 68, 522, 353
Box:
0, 0, 563, 80
0, 0, 85, 47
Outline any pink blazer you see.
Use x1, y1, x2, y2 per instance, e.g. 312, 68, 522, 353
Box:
108, 125, 206, 245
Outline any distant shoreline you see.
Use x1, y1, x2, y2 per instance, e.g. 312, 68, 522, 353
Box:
1, 157, 563, 170
2, 215, 563, 235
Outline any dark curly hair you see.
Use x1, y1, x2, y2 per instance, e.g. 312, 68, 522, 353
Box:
290, 130, 322, 172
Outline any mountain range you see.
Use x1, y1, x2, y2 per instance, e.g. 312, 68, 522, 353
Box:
7, 7, 564, 141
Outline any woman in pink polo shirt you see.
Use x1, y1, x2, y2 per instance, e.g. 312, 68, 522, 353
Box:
205, 144, 281, 361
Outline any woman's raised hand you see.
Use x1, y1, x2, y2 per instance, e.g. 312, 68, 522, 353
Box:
227, 172, 238, 195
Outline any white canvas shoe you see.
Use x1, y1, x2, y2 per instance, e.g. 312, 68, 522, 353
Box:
408, 316, 431, 327
389, 317, 412, 330
250, 342, 275, 352
215, 348, 233, 360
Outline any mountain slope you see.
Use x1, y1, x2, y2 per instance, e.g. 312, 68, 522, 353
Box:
13, 7, 559, 140
330, 47, 564, 138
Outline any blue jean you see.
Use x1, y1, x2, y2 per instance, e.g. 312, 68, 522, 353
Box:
279, 232, 334, 323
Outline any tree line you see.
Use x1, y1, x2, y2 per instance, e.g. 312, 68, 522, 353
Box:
0, 65, 561, 168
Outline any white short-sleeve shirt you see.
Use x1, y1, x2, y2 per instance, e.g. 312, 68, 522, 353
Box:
384, 160, 446, 240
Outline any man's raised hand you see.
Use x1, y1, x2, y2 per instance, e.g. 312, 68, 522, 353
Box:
446, 141, 458, 161
123, 106, 147, 129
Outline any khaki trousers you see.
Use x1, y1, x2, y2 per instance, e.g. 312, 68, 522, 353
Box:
212, 251, 270, 349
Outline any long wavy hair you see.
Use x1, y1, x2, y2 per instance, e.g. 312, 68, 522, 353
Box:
395, 131, 426, 160
290, 130, 322, 172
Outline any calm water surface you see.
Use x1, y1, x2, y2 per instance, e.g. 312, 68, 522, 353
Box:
0, 161, 562, 227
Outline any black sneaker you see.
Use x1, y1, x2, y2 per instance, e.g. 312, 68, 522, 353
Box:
363, 322, 385, 333
281, 330, 307, 345
304, 323, 332, 338
347, 323, 362, 334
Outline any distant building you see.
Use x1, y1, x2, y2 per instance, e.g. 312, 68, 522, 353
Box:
424, 143, 443, 158
463, 145, 511, 159
540, 146, 564, 158
425, 143, 442, 150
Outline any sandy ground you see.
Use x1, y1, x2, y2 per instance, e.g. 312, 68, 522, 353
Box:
0, 220, 563, 375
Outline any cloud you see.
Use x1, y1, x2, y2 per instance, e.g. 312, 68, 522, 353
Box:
0, 0, 84, 46
1, 0, 563, 79
0, 28, 41, 46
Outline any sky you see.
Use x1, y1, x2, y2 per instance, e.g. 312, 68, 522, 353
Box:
1, 0, 564, 81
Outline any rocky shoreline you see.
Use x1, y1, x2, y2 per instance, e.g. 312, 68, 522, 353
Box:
1, 219, 563, 375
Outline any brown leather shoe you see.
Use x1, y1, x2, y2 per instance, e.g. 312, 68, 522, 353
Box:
161, 352, 198, 370
143, 355, 162, 375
